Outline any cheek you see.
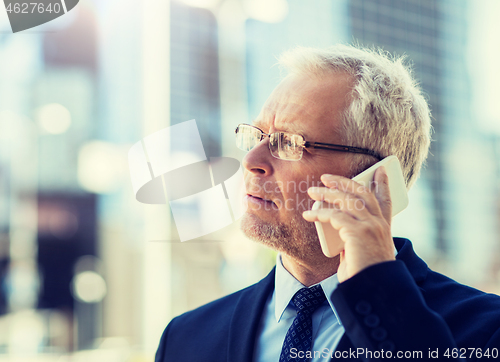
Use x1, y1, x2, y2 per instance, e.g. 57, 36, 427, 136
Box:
279, 186, 316, 214
278, 174, 318, 208
275, 162, 323, 199
317, 155, 352, 178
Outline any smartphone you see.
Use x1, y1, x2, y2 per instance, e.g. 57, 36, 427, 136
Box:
312, 155, 408, 257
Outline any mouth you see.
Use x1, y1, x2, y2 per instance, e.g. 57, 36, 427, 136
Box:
247, 193, 270, 201
245, 194, 278, 210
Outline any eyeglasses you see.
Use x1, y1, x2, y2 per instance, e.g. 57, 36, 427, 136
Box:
235, 123, 383, 161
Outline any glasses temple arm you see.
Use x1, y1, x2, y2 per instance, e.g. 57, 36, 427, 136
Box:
305, 141, 384, 160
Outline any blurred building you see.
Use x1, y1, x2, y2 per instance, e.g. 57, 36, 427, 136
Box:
169, 0, 226, 318
0, 2, 104, 355
348, 0, 499, 289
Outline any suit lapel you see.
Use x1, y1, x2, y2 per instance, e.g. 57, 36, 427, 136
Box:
227, 267, 275, 362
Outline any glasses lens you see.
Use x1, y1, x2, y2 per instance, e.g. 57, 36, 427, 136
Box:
236, 125, 262, 151
269, 132, 304, 160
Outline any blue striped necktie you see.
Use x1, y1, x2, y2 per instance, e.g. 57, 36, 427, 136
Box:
280, 285, 327, 362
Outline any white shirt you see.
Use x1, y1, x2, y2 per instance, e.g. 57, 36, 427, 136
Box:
253, 254, 345, 361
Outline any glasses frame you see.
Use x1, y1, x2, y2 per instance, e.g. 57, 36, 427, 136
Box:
235, 123, 384, 161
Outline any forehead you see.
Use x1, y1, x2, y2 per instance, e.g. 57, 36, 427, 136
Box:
254, 72, 354, 141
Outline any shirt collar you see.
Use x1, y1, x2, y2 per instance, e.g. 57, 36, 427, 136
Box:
274, 253, 342, 325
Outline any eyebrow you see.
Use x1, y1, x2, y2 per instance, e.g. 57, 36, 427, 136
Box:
252, 119, 309, 139
252, 119, 265, 130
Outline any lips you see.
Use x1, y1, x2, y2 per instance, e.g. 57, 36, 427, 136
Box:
245, 193, 278, 210
247, 193, 273, 202
244, 178, 279, 210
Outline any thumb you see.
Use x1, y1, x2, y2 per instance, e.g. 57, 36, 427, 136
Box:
374, 166, 392, 223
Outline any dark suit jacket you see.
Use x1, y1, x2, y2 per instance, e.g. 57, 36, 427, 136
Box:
155, 238, 500, 361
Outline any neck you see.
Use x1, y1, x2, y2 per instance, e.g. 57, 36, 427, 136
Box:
281, 253, 340, 287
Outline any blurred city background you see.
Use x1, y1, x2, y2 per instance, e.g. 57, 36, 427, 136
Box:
0, 0, 499, 360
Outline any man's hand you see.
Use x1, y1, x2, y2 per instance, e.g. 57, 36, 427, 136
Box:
302, 166, 394, 283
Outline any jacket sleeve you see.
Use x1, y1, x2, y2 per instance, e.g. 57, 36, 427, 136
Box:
331, 260, 460, 361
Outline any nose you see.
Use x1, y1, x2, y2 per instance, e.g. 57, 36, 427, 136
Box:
242, 137, 273, 176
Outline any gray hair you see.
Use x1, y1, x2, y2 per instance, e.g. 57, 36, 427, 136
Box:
277, 44, 432, 190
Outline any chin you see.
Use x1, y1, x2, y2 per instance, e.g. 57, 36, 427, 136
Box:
240, 213, 278, 244
240, 211, 324, 262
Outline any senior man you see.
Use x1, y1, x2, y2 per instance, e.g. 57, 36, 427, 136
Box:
155, 45, 500, 361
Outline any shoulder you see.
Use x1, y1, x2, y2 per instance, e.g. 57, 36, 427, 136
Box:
395, 237, 500, 345
421, 266, 500, 338
171, 265, 275, 328
170, 282, 256, 331
395, 237, 500, 311
395, 237, 500, 306
155, 268, 276, 362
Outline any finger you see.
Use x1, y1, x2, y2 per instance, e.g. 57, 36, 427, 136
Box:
303, 207, 357, 229
339, 249, 345, 264
327, 208, 358, 229
373, 166, 392, 223
308, 187, 375, 218
303, 205, 344, 223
